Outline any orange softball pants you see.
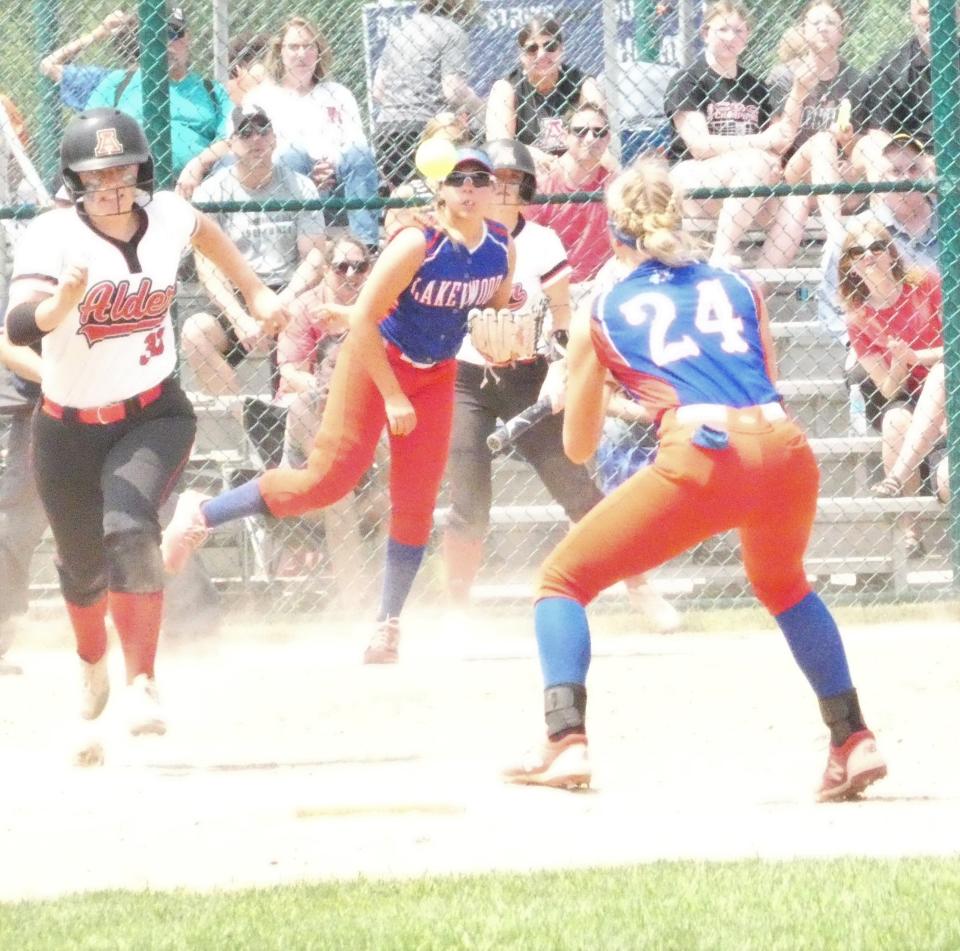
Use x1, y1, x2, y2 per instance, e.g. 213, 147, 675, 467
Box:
259, 341, 457, 547
539, 406, 819, 615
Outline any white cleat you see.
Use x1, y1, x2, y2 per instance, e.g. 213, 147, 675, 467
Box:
127, 674, 167, 736
161, 489, 211, 575
628, 580, 681, 633
0, 622, 21, 675
502, 734, 591, 790
80, 655, 110, 720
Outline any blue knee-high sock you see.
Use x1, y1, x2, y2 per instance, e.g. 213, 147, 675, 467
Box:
535, 596, 591, 687
775, 592, 852, 699
202, 478, 269, 529
378, 538, 426, 621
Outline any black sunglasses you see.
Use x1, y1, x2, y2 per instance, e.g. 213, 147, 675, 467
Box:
168, 27, 187, 41
332, 260, 370, 275
849, 240, 888, 258
570, 125, 610, 139
443, 171, 493, 188
522, 39, 562, 55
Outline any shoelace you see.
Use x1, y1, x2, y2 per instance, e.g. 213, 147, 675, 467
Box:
370, 620, 399, 649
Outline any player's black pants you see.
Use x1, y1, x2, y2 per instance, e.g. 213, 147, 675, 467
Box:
445, 359, 604, 540
31, 378, 196, 605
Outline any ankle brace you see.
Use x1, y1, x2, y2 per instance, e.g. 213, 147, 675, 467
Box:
819, 688, 866, 746
544, 683, 587, 739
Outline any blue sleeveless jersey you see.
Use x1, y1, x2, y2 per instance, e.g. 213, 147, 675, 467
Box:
380, 221, 511, 364
592, 260, 780, 415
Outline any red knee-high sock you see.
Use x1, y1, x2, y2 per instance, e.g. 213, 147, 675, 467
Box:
66, 596, 108, 664
108, 591, 163, 683
442, 531, 484, 606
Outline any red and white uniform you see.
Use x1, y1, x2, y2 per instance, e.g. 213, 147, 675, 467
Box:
455, 217, 570, 366
11, 193, 197, 407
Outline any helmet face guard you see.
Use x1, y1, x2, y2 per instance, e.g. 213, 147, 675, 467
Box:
484, 138, 537, 203
60, 108, 154, 204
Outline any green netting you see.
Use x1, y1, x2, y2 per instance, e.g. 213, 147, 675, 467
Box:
0, 0, 957, 630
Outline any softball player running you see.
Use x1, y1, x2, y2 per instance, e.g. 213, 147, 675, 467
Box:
502, 159, 887, 801
5, 109, 286, 758
163, 146, 515, 663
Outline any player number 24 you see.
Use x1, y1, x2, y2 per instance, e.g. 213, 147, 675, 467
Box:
619, 280, 749, 367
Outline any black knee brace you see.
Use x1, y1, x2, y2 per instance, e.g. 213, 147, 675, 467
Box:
105, 530, 165, 593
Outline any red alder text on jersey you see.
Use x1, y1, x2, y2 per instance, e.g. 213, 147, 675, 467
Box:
77, 279, 176, 345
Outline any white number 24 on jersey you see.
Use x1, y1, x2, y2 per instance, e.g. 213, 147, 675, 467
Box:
619, 280, 749, 367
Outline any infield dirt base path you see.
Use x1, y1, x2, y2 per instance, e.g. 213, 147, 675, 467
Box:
1, 613, 959, 900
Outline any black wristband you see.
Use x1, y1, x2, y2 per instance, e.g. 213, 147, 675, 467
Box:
5, 300, 44, 346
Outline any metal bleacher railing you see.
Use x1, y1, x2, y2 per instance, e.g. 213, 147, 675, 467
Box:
1, 0, 959, 622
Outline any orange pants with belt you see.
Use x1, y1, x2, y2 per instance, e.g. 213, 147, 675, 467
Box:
259, 340, 456, 547
539, 407, 819, 615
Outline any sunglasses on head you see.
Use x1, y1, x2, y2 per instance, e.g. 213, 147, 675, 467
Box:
332, 259, 370, 275
443, 170, 493, 188
569, 124, 610, 139
849, 240, 888, 258
522, 39, 561, 55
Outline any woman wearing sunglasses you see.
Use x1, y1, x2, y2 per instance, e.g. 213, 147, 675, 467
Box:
838, 218, 943, 556
486, 17, 603, 168
275, 236, 382, 610
163, 147, 515, 664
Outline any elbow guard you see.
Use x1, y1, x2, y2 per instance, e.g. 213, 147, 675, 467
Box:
5, 300, 44, 346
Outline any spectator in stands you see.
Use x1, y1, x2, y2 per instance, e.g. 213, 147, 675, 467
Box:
486, 17, 604, 169
526, 105, 617, 291
182, 105, 326, 409
758, 0, 864, 268
40, 9, 139, 112
838, 218, 942, 556
872, 359, 948, 503
85, 7, 232, 177
372, 0, 482, 187
818, 131, 937, 342
243, 15, 380, 248
225, 31, 269, 106
850, 0, 934, 183
663, 0, 813, 264
277, 236, 379, 608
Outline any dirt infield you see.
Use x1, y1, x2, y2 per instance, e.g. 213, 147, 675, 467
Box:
1, 610, 959, 901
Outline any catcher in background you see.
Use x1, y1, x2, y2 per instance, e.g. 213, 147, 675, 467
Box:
163, 146, 515, 664
443, 139, 678, 632
502, 158, 887, 802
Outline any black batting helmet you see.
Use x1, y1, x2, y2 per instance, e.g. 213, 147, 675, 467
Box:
60, 108, 154, 201
485, 138, 537, 202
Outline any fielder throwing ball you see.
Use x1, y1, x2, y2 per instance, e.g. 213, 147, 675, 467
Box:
502, 159, 887, 802
163, 147, 515, 663
4, 109, 286, 760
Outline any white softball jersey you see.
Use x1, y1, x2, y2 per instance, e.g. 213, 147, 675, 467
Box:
456, 216, 571, 367
11, 191, 197, 408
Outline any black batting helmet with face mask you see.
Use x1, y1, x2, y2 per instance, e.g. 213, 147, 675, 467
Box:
59, 108, 155, 202
484, 138, 537, 203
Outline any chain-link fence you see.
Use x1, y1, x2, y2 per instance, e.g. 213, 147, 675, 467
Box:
0, 0, 957, 630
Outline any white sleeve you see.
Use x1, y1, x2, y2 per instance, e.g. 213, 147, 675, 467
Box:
537, 226, 572, 286
332, 84, 369, 148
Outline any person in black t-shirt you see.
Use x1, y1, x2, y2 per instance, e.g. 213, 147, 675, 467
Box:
664, 0, 812, 263
485, 17, 604, 172
759, 0, 864, 267
850, 0, 936, 186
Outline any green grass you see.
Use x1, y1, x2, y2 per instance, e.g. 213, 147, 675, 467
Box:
3, 858, 960, 950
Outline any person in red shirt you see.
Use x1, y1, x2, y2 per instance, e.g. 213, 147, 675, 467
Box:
527, 105, 616, 290
839, 217, 942, 555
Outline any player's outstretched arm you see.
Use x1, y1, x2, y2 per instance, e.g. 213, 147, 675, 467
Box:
562, 301, 607, 465
192, 211, 288, 335
347, 227, 426, 437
